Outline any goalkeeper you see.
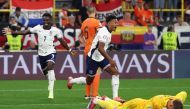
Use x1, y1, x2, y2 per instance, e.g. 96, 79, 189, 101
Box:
87, 91, 187, 109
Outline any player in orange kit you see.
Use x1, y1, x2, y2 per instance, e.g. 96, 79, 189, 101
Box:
67, 6, 102, 98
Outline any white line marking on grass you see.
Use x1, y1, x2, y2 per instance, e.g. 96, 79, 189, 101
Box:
0, 87, 190, 92
0, 103, 87, 107
184, 104, 190, 107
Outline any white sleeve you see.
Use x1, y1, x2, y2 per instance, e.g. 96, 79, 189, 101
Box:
29, 25, 40, 33
98, 34, 108, 43
56, 28, 63, 39
98, 29, 108, 43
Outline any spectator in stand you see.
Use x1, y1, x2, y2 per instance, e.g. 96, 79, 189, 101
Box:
159, 25, 180, 50
153, 16, 164, 39
65, 15, 80, 28
136, 3, 154, 26
174, 15, 189, 27
134, 0, 144, 24
59, 4, 71, 28
78, 0, 94, 24
5, 16, 23, 51
144, 3, 154, 25
118, 11, 136, 26
143, 25, 156, 50
166, 0, 178, 22
8, 16, 22, 30
10, 7, 29, 27
65, 15, 81, 49
154, 0, 165, 22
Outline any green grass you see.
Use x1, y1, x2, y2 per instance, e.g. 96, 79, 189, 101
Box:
0, 79, 189, 109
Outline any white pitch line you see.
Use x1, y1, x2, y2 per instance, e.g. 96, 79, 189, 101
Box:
0, 103, 87, 107
0, 87, 189, 92
184, 104, 190, 107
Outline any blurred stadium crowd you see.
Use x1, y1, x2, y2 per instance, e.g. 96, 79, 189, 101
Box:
0, 0, 190, 51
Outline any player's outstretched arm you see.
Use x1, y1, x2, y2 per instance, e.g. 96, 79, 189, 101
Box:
58, 38, 77, 56
78, 32, 85, 45
175, 91, 187, 103
98, 41, 116, 67
3, 27, 31, 35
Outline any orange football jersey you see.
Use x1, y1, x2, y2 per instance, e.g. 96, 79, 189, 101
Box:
81, 17, 102, 56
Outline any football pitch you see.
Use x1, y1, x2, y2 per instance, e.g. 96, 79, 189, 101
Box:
0, 79, 189, 109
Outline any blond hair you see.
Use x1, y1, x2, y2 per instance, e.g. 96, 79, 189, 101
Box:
87, 6, 96, 14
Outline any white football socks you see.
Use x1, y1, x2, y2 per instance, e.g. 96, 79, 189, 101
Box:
112, 75, 119, 98
70, 77, 86, 84
47, 70, 55, 93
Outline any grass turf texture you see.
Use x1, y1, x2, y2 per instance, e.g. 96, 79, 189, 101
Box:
0, 79, 189, 109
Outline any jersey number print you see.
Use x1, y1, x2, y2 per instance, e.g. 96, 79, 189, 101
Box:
44, 36, 47, 42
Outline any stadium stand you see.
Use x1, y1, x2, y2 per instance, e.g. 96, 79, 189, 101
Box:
0, 0, 189, 50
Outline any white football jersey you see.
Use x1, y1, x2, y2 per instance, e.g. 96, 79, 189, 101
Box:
29, 25, 63, 56
88, 26, 112, 62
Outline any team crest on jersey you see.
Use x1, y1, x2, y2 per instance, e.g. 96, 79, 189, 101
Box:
103, 35, 110, 40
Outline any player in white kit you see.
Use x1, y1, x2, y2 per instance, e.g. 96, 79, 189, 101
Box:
67, 15, 124, 104
86, 15, 124, 109
87, 14, 121, 100
3, 13, 76, 99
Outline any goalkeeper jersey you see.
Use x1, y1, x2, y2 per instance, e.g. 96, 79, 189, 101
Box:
119, 98, 152, 109
150, 91, 187, 109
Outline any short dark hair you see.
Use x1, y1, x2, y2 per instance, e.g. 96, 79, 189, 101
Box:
106, 15, 117, 23
42, 13, 52, 19
15, 7, 21, 11
173, 100, 183, 109
168, 25, 174, 31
